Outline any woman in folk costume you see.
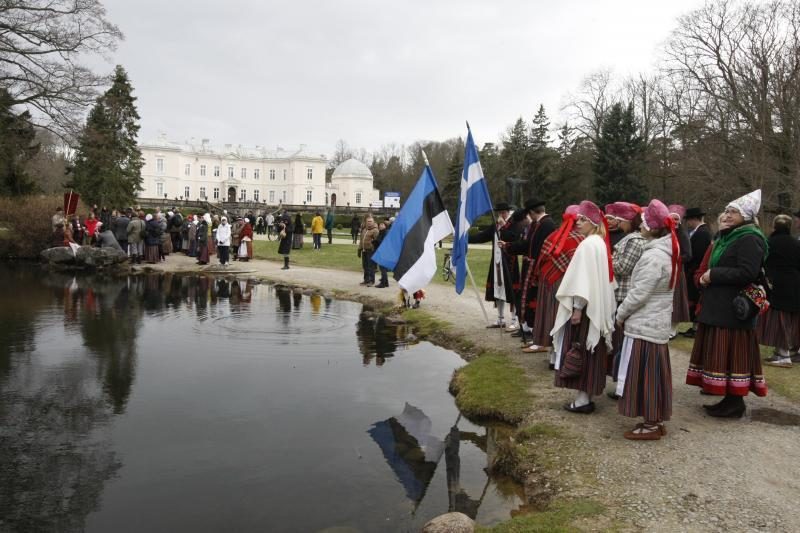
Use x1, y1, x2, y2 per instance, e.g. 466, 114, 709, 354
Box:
238, 217, 254, 261
143, 214, 162, 264
667, 204, 693, 337
606, 202, 646, 391
551, 201, 617, 414
759, 215, 800, 368
468, 202, 519, 328
615, 200, 679, 440
687, 190, 768, 417
523, 205, 584, 357
188, 215, 198, 257
277, 212, 294, 270
196, 213, 211, 265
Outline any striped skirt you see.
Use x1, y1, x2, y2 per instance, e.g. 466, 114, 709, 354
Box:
618, 338, 672, 421
553, 313, 609, 396
671, 269, 691, 324
530, 279, 560, 348
608, 318, 625, 377
144, 244, 160, 264
686, 324, 767, 397
756, 308, 800, 350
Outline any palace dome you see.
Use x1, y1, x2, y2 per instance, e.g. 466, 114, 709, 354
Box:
332, 158, 372, 180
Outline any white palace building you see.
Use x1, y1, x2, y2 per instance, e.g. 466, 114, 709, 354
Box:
139, 135, 379, 208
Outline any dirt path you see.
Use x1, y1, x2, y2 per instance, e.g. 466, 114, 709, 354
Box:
142, 255, 800, 532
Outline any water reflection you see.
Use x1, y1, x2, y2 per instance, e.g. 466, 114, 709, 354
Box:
0, 267, 525, 531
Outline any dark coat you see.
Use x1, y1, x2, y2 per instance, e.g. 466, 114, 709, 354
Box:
113, 215, 131, 242
144, 219, 163, 246
469, 221, 521, 302
764, 229, 800, 312
697, 228, 767, 329
505, 214, 557, 315
277, 216, 294, 255
685, 223, 712, 303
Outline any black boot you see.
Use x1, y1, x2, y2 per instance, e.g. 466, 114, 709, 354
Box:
282, 256, 289, 270
708, 395, 746, 418
702, 395, 729, 412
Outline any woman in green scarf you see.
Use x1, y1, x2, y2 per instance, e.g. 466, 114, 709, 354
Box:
686, 190, 768, 417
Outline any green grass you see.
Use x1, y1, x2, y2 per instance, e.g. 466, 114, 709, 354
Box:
670, 331, 800, 403
477, 500, 606, 533
253, 240, 491, 287
449, 354, 533, 424
516, 422, 568, 441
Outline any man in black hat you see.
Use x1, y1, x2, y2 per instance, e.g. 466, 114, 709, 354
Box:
468, 202, 520, 328
682, 207, 712, 337
500, 199, 556, 340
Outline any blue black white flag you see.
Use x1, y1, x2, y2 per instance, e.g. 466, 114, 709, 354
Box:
452, 126, 493, 294
373, 165, 454, 294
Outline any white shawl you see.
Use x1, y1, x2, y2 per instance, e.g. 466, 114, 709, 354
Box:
550, 234, 617, 354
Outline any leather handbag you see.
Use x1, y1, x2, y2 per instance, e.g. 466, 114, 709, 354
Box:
558, 341, 584, 379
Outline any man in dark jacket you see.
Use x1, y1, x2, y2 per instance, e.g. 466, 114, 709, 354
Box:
114, 209, 131, 255
373, 219, 392, 288
501, 199, 556, 340
682, 207, 712, 337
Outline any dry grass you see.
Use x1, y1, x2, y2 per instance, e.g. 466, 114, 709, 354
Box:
0, 195, 86, 259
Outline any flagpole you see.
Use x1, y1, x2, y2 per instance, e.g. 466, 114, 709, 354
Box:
466, 262, 491, 325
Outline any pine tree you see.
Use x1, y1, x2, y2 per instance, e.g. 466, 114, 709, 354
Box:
0, 89, 40, 196
592, 102, 647, 206
526, 105, 558, 202
501, 117, 529, 182
71, 65, 143, 207
529, 104, 551, 150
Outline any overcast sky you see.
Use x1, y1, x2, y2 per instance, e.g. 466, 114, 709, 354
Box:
100, 0, 709, 157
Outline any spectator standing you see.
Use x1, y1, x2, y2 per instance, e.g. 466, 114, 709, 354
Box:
311, 211, 324, 250
277, 212, 294, 270
114, 209, 131, 255
127, 211, 146, 263
350, 215, 361, 244
358, 216, 379, 286
293, 213, 305, 249
216, 216, 232, 266
325, 210, 335, 244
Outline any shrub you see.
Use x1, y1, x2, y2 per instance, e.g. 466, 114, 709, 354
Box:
0, 195, 87, 259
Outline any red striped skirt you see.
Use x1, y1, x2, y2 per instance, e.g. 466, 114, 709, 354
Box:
553, 313, 609, 396
686, 324, 767, 397
530, 279, 560, 347
671, 269, 691, 324
618, 338, 672, 421
756, 308, 800, 350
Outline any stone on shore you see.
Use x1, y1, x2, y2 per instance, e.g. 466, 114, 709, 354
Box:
422, 512, 475, 533
40, 246, 128, 269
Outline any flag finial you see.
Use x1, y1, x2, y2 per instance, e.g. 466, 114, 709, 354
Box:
465, 120, 471, 131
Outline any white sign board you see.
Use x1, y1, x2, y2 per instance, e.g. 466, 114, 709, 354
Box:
383, 192, 401, 208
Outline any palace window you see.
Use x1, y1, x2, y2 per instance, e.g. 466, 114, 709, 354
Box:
184, 164, 191, 176
254, 189, 260, 202
269, 190, 275, 202
213, 187, 220, 200
254, 169, 260, 179
184, 186, 190, 198
283, 169, 287, 180
282, 190, 286, 202
241, 167, 247, 179
269, 169, 275, 180
307, 168, 313, 180
156, 182, 164, 196
240, 189, 247, 201
214, 166, 220, 177
156, 158, 164, 174
306, 190, 312, 202
200, 187, 206, 199
200, 164, 207, 177
228, 166, 234, 178
355, 192, 362, 204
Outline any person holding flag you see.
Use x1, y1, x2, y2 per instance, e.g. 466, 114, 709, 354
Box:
372, 153, 453, 296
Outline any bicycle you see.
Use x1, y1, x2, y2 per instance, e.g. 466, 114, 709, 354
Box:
442, 252, 454, 282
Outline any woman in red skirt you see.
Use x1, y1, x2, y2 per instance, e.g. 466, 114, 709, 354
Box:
524, 205, 584, 359
759, 215, 800, 367
615, 200, 679, 440
686, 189, 768, 417
551, 201, 617, 414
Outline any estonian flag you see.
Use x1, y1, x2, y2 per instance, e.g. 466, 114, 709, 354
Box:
373, 164, 454, 294
452, 126, 493, 294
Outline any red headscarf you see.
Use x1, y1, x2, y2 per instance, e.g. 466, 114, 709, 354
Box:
644, 199, 681, 289
578, 200, 613, 282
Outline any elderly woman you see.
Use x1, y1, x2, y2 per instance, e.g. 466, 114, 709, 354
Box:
551, 201, 617, 414
158, 212, 172, 260
759, 215, 800, 367
143, 214, 162, 264
686, 190, 768, 417
615, 200, 678, 440
196, 213, 211, 265
277, 212, 294, 269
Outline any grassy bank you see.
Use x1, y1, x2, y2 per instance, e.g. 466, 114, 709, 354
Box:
253, 240, 492, 287
449, 354, 533, 424
477, 500, 606, 533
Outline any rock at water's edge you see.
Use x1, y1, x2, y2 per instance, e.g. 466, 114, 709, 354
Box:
422, 512, 475, 533
41, 246, 128, 268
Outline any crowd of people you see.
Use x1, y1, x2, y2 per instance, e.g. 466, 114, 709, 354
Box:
471, 190, 800, 440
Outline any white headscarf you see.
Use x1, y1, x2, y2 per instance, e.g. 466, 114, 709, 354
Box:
727, 189, 761, 221
203, 213, 211, 224
145, 214, 153, 221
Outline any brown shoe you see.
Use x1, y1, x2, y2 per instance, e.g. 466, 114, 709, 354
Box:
624, 424, 662, 440
635, 422, 667, 436
522, 344, 550, 353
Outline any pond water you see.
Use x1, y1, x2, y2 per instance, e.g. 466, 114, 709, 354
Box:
0, 266, 525, 532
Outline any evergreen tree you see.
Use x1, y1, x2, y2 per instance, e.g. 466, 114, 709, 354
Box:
441, 150, 463, 215
529, 104, 551, 150
501, 117, 529, 181
71, 65, 143, 207
0, 89, 40, 196
526, 105, 558, 202
592, 102, 647, 206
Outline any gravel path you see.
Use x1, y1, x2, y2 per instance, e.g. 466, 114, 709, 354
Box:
143, 255, 800, 532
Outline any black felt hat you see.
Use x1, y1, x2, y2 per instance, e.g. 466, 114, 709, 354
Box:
524, 198, 545, 211
494, 202, 511, 212
684, 207, 706, 219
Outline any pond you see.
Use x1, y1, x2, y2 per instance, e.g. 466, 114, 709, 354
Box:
0, 266, 525, 532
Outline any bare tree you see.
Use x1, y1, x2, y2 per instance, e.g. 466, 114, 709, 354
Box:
562, 69, 618, 142
0, 0, 123, 139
